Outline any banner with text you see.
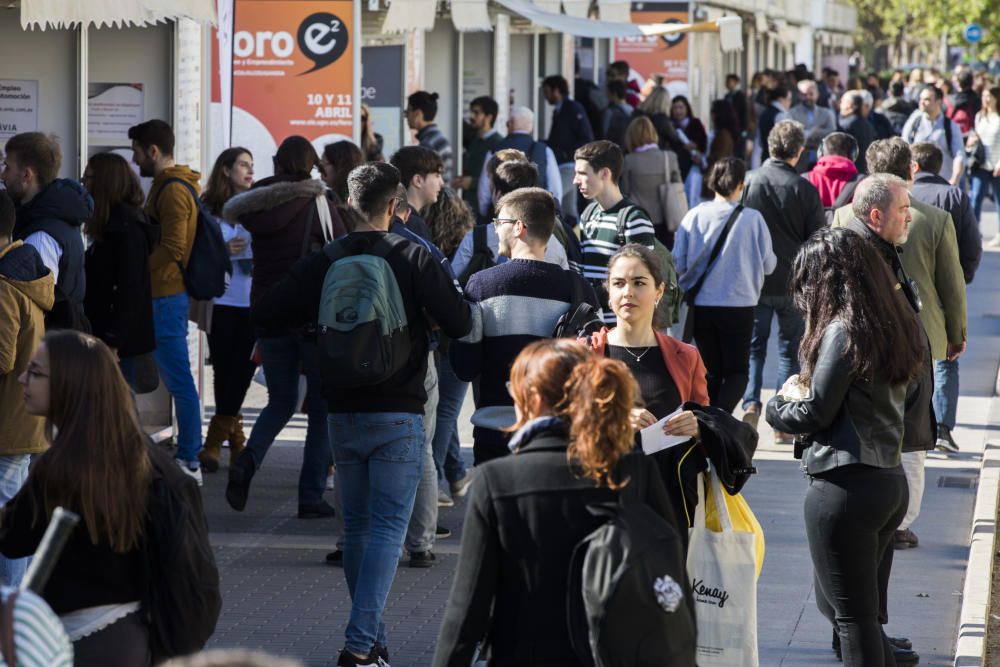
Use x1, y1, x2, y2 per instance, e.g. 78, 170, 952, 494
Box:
230, 0, 354, 178
613, 2, 690, 96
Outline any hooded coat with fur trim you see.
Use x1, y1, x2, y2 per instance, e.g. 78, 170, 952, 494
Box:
223, 175, 346, 309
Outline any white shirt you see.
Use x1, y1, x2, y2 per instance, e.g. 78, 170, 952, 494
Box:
23, 231, 61, 283
451, 224, 569, 279
214, 222, 252, 309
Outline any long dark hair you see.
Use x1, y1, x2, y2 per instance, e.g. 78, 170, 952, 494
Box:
791, 228, 923, 386
32, 331, 150, 552
322, 140, 364, 202
84, 152, 144, 240
202, 147, 252, 217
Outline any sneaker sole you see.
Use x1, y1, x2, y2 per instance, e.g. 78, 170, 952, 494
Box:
437, 498, 455, 508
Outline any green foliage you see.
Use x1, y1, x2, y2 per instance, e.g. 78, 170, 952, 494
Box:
849, 0, 995, 55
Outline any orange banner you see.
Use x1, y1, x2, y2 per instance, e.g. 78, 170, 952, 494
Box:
613, 2, 689, 87
231, 0, 354, 168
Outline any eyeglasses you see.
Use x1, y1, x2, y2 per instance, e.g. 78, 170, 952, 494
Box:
492, 217, 518, 230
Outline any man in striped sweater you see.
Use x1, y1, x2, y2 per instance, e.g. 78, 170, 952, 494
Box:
406, 90, 454, 183
451, 187, 599, 464
573, 140, 656, 324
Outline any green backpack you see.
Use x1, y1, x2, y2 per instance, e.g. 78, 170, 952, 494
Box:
582, 202, 683, 326
318, 234, 411, 387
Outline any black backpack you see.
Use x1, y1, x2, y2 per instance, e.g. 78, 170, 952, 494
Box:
457, 225, 495, 288
155, 179, 232, 300
552, 272, 604, 339
567, 454, 697, 667
141, 444, 222, 661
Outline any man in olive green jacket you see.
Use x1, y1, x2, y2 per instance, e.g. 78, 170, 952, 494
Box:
832, 138, 967, 552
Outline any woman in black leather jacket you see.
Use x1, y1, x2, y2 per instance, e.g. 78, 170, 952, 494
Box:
766, 228, 924, 667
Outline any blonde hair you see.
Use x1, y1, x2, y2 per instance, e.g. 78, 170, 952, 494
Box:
624, 116, 660, 152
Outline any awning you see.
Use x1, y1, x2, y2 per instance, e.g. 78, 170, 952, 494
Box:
451, 0, 493, 32
21, 0, 217, 30
383, 0, 438, 33
496, 0, 744, 52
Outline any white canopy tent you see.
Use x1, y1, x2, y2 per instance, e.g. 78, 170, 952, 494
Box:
20, 0, 217, 30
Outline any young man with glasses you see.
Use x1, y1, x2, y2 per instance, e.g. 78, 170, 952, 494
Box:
451, 187, 599, 464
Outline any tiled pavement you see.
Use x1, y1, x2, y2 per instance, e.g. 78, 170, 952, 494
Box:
199, 214, 1000, 667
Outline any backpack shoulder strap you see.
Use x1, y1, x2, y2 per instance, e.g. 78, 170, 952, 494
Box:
322, 238, 349, 264
371, 232, 410, 260
473, 224, 488, 254
580, 201, 599, 224
154, 177, 199, 211
614, 205, 633, 246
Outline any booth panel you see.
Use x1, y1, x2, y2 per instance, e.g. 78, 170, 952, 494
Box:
0, 12, 78, 178
424, 18, 459, 157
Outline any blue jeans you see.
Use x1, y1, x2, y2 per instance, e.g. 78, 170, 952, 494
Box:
969, 168, 1000, 222
432, 352, 468, 484
742, 294, 805, 410
246, 334, 330, 505
933, 358, 959, 430
329, 412, 424, 656
0, 455, 30, 587
152, 293, 202, 463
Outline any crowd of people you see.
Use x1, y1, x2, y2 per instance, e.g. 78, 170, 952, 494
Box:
0, 54, 991, 667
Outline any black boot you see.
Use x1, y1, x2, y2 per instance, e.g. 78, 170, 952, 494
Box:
226, 450, 256, 511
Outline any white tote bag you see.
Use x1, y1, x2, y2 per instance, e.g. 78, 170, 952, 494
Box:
686, 464, 759, 667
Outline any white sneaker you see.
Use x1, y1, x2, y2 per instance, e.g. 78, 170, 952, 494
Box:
449, 470, 475, 497
176, 459, 204, 487
326, 474, 336, 491
437, 488, 455, 507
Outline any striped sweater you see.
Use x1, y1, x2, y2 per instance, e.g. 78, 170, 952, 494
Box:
450, 259, 600, 431
417, 124, 455, 183
0, 588, 73, 667
577, 196, 656, 323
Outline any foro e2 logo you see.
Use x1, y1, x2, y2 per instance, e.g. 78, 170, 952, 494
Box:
298, 12, 349, 74
233, 30, 295, 58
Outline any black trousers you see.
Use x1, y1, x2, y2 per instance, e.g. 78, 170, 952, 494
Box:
207, 305, 257, 417
691, 305, 754, 413
73, 611, 151, 667
806, 464, 908, 667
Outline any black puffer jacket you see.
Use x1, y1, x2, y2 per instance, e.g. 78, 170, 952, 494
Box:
766, 321, 908, 475
84, 204, 159, 357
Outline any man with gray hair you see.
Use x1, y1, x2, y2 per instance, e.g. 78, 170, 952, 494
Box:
779, 79, 836, 170
476, 106, 562, 216
833, 137, 965, 549
740, 119, 826, 437
838, 91, 876, 172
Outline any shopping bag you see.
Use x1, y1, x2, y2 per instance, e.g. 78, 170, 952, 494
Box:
687, 464, 759, 667
703, 484, 765, 580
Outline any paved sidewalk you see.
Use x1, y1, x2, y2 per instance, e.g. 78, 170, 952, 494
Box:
200, 215, 1000, 667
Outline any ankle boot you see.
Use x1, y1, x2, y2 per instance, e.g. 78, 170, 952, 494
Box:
229, 414, 247, 462
198, 415, 232, 473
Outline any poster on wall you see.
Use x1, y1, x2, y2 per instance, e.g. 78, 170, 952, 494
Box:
362, 45, 403, 161
231, 0, 355, 178
613, 2, 690, 97
0, 80, 38, 140
88, 83, 144, 147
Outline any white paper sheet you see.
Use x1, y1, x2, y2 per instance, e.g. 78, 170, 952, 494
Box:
640, 406, 691, 455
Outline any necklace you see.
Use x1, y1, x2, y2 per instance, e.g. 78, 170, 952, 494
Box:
619, 345, 653, 363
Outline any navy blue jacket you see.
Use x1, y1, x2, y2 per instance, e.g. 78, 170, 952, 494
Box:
492, 133, 550, 190
13, 178, 93, 330
910, 172, 982, 283
546, 97, 594, 165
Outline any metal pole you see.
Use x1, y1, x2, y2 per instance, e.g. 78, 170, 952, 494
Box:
77, 25, 89, 178
457, 30, 465, 183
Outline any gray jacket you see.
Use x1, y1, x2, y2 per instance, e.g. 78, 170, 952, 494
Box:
780, 104, 837, 149
766, 321, 907, 475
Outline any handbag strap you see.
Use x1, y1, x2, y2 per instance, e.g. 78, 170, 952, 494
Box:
693, 463, 735, 533
299, 197, 320, 259
0, 590, 17, 667
686, 204, 742, 303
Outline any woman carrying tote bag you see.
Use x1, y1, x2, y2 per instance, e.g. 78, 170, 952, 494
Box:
620, 116, 687, 248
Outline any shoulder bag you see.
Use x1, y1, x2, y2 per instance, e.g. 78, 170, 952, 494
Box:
681, 204, 743, 343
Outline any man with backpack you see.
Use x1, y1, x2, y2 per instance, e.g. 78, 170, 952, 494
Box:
900, 85, 965, 186
453, 159, 569, 283
574, 140, 657, 325
451, 187, 599, 464
475, 106, 562, 217
2, 132, 92, 331
251, 162, 471, 667
129, 119, 205, 484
